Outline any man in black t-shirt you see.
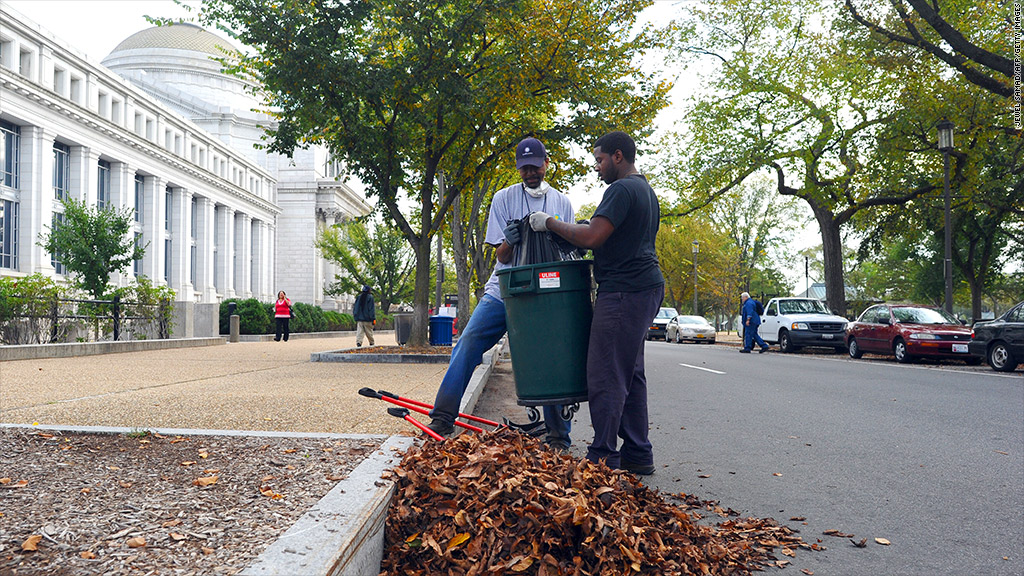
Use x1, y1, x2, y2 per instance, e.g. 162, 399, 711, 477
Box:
528, 131, 664, 475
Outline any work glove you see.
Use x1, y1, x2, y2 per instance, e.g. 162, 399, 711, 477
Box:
502, 221, 522, 246
528, 211, 551, 232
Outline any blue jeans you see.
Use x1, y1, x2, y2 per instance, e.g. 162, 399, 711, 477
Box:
743, 323, 768, 350
429, 294, 570, 445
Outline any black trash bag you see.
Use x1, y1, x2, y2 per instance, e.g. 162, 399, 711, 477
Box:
509, 213, 582, 266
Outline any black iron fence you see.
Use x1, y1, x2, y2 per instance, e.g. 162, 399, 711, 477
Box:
0, 294, 172, 344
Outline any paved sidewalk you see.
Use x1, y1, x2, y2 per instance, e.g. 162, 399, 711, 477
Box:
0, 335, 446, 435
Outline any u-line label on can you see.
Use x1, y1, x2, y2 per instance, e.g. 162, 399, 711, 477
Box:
538, 271, 561, 289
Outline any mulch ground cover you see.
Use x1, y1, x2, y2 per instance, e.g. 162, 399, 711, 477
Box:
0, 428, 381, 576
381, 428, 818, 575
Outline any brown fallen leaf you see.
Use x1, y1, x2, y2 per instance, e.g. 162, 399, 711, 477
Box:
445, 533, 470, 552
801, 570, 814, 575
162, 519, 182, 528
79, 550, 97, 559
198, 451, 209, 459
875, 537, 891, 545
773, 472, 783, 477
1, 479, 28, 489
126, 537, 146, 548
22, 535, 42, 552
0, 478, 10, 484
823, 529, 855, 538
170, 437, 187, 444
193, 476, 218, 487
180, 461, 197, 467
80, 488, 91, 494
119, 481, 132, 488
852, 538, 868, 548
169, 533, 187, 541
201, 547, 215, 555
698, 474, 711, 478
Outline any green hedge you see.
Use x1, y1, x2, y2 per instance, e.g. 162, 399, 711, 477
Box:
219, 299, 393, 334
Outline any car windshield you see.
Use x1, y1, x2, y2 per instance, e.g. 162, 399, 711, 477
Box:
779, 299, 830, 315
655, 308, 678, 319
678, 316, 709, 326
892, 306, 958, 325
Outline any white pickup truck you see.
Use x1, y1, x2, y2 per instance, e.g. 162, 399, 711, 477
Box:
758, 297, 849, 353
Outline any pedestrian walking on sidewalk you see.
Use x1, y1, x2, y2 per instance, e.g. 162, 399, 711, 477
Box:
529, 131, 663, 475
353, 285, 376, 347
739, 292, 770, 353
426, 137, 575, 451
274, 291, 292, 342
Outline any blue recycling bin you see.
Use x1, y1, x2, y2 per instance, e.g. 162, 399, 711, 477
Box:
429, 316, 454, 346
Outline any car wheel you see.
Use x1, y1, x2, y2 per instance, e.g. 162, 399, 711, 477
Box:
848, 338, 863, 358
894, 339, 913, 363
779, 330, 796, 353
988, 342, 1019, 372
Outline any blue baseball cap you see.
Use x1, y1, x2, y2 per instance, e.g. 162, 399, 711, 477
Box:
515, 138, 547, 169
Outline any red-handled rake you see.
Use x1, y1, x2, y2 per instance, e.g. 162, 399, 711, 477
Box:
387, 407, 444, 441
359, 387, 545, 437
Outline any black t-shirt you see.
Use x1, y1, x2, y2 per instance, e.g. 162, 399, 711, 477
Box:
592, 174, 664, 292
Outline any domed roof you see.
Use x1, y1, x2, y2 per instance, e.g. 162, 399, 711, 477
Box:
109, 23, 239, 57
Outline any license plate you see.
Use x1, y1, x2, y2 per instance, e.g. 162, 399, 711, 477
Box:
694, 334, 704, 339
952, 343, 968, 353
821, 333, 834, 340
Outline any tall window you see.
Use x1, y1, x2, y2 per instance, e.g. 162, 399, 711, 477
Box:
97, 160, 110, 210
134, 232, 143, 277
0, 199, 18, 270
53, 143, 70, 201
190, 197, 197, 287
50, 213, 66, 275
164, 238, 171, 281
164, 187, 172, 231
134, 174, 144, 223
0, 120, 19, 189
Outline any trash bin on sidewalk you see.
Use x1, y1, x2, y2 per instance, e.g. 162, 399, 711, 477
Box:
497, 259, 593, 407
429, 316, 454, 346
394, 313, 413, 346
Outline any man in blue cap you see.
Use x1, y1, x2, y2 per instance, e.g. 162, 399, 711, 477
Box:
353, 285, 375, 347
426, 137, 576, 452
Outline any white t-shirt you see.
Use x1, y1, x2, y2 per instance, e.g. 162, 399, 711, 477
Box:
482, 183, 574, 301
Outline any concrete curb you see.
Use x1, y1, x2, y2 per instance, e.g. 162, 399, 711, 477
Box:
311, 347, 451, 364
0, 337, 225, 361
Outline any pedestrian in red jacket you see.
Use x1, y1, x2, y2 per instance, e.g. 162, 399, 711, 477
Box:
274, 291, 292, 342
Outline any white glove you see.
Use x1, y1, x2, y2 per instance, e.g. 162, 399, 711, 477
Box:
528, 211, 551, 232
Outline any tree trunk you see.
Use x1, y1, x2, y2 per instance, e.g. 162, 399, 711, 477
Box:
813, 209, 848, 318
409, 237, 432, 347
451, 193, 472, 333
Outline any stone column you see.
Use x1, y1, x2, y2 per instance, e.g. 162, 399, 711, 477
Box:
195, 197, 216, 302
168, 187, 194, 297
218, 206, 236, 298
69, 146, 97, 205
236, 213, 252, 298
140, 176, 165, 282
17, 126, 55, 274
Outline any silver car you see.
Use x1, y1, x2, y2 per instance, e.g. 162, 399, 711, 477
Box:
666, 315, 717, 344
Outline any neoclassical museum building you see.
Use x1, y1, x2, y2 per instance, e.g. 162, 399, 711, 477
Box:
0, 5, 370, 336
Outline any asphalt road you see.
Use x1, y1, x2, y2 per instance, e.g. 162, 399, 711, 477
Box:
572, 340, 1023, 575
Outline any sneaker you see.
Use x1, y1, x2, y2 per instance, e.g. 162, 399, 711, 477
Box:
621, 460, 655, 476
356, 343, 362, 348
546, 439, 570, 454
759, 347, 769, 354
426, 418, 454, 437
738, 349, 751, 354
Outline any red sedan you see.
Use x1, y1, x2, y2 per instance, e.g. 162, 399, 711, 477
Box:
846, 304, 981, 365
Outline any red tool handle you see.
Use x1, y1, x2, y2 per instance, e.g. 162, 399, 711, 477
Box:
378, 389, 501, 428
381, 395, 484, 433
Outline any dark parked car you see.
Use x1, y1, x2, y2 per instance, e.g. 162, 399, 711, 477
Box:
648, 307, 679, 340
846, 304, 981, 365
969, 301, 1024, 372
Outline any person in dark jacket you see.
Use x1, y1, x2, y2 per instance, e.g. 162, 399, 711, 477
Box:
739, 291, 770, 353
353, 285, 376, 347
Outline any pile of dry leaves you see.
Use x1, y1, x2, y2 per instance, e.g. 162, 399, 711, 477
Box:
380, 428, 814, 575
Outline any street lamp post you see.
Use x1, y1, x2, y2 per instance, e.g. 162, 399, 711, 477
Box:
937, 120, 955, 314
692, 241, 699, 315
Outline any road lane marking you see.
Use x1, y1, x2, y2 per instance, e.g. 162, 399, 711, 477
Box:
678, 363, 725, 375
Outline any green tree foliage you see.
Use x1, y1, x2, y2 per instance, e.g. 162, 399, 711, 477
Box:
194, 0, 670, 345
37, 198, 146, 299
316, 218, 414, 314
844, 0, 1013, 98
663, 0, 951, 317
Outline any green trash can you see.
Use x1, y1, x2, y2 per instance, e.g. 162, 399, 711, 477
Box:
497, 259, 593, 407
